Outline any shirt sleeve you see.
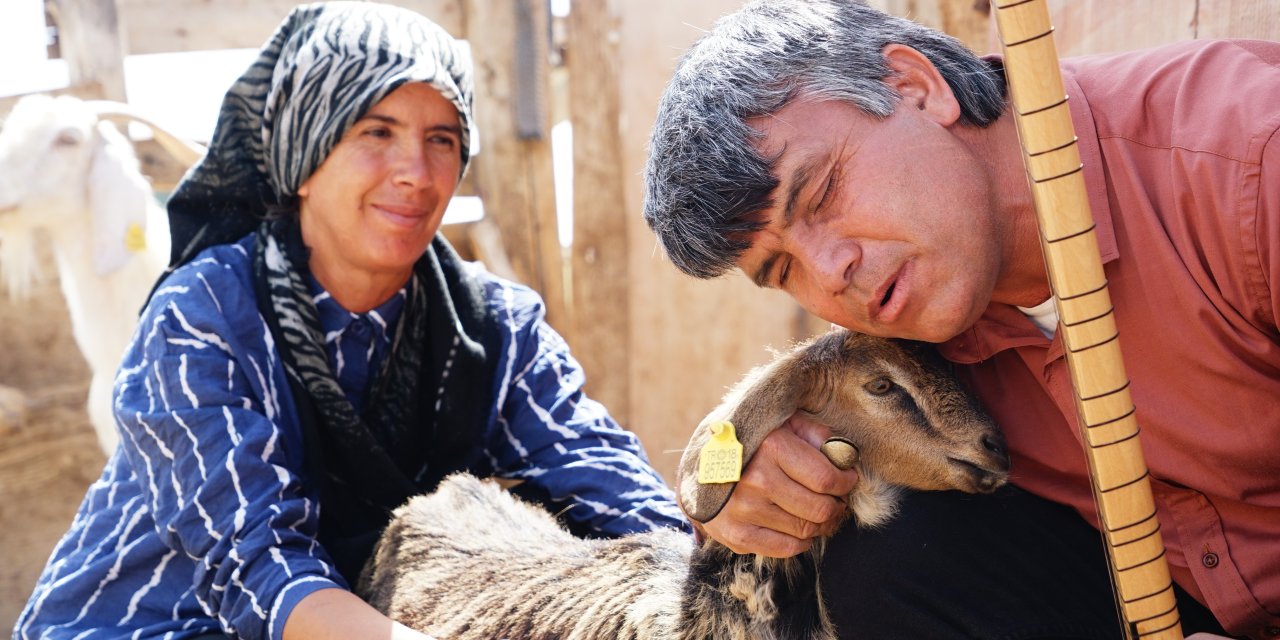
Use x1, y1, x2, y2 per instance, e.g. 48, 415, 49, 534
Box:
481, 281, 690, 536
116, 272, 342, 640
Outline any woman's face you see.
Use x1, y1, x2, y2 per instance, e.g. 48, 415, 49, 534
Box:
297, 82, 462, 301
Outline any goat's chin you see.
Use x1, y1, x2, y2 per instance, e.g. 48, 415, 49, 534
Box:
947, 457, 1008, 494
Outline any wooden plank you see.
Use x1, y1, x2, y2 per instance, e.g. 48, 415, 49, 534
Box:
937, 0, 995, 54
131, 137, 189, 192
1195, 0, 1280, 40
116, 0, 464, 54
871, 0, 995, 54
566, 0, 630, 423
48, 0, 127, 101
463, 0, 568, 332
1045, 0, 1196, 57
893, 0, 1197, 59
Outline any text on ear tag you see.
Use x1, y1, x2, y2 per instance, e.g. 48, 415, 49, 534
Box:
697, 420, 744, 484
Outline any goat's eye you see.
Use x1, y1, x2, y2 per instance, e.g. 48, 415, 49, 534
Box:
864, 377, 894, 395
54, 129, 83, 147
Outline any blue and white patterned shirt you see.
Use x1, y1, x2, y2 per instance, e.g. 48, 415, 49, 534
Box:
15, 234, 688, 640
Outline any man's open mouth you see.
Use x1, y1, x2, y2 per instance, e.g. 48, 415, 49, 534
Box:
881, 281, 896, 307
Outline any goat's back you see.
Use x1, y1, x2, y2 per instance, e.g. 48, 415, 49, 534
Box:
359, 473, 692, 640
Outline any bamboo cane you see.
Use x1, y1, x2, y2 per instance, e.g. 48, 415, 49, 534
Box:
990, 2, 1182, 638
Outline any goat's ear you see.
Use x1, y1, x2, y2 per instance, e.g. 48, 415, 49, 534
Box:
88, 121, 151, 276
676, 352, 813, 523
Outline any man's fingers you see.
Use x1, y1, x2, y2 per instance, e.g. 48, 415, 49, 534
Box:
737, 456, 847, 531
758, 424, 859, 500
785, 413, 833, 449
706, 505, 816, 558
721, 480, 836, 540
692, 418, 860, 558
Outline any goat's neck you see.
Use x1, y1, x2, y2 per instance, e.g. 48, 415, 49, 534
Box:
45, 221, 155, 373
673, 471, 901, 640
846, 468, 903, 529
679, 541, 833, 640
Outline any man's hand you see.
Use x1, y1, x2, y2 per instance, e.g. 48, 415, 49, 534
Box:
696, 414, 859, 558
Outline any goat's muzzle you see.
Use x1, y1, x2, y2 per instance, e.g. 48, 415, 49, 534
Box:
951, 458, 1007, 493
948, 432, 1009, 493
949, 431, 1010, 493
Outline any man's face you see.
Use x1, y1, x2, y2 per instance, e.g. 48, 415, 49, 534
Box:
737, 98, 1007, 343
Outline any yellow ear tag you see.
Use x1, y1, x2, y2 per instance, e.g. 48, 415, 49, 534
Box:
124, 223, 147, 252
697, 420, 744, 484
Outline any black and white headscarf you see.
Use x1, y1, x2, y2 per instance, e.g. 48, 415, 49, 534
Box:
167, 0, 477, 265
162, 1, 499, 582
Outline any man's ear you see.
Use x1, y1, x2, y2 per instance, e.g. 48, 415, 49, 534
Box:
882, 43, 961, 127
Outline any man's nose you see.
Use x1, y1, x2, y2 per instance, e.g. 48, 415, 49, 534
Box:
807, 235, 860, 296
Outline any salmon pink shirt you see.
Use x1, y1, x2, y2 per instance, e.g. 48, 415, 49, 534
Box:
941, 40, 1280, 638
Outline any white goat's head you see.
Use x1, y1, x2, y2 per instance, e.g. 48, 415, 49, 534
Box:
679, 329, 1010, 525
0, 94, 155, 297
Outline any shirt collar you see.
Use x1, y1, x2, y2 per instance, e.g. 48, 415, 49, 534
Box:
937, 303, 1051, 363
309, 276, 409, 343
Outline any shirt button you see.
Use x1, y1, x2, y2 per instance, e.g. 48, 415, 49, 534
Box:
1264, 626, 1280, 637
350, 318, 370, 336
1201, 552, 1219, 569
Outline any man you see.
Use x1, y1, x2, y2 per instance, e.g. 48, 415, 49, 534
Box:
643, 1, 1279, 638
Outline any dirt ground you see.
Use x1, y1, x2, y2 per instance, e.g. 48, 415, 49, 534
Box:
0, 246, 108, 633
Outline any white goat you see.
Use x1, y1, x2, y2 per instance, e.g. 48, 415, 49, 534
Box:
359, 329, 1012, 639
0, 94, 190, 454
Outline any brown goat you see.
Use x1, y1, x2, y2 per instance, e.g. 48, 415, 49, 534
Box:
358, 329, 1010, 639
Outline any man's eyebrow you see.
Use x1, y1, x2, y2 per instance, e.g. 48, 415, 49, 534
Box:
782, 152, 824, 228
749, 151, 825, 288
751, 254, 776, 288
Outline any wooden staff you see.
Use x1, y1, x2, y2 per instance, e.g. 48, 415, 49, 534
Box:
990, 2, 1182, 638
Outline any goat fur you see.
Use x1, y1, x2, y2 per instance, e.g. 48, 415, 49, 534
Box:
359, 329, 1010, 639
0, 94, 177, 454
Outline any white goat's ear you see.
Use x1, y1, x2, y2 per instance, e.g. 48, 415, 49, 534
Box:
88, 121, 151, 276
676, 351, 813, 523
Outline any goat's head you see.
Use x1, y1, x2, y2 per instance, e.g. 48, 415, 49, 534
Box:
678, 329, 1009, 525
0, 95, 100, 222
0, 94, 157, 296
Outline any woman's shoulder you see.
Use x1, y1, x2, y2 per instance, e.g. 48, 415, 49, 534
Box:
144, 233, 259, 325
464, 262, 546, 323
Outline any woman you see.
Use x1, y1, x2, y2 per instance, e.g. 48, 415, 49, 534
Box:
15, 4, 687, 639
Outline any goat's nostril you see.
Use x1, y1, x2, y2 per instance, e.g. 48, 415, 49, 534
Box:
982, 433, 1010, 466
981, 434, 1004, 454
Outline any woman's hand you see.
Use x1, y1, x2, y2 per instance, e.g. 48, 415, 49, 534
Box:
695, 414, 859, 558
284, 588, 438, 640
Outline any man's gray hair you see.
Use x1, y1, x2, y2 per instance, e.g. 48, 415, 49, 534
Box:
643, 0, 1006, 279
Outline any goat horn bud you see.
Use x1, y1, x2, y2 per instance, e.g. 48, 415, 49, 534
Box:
820, 437, 859, 471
